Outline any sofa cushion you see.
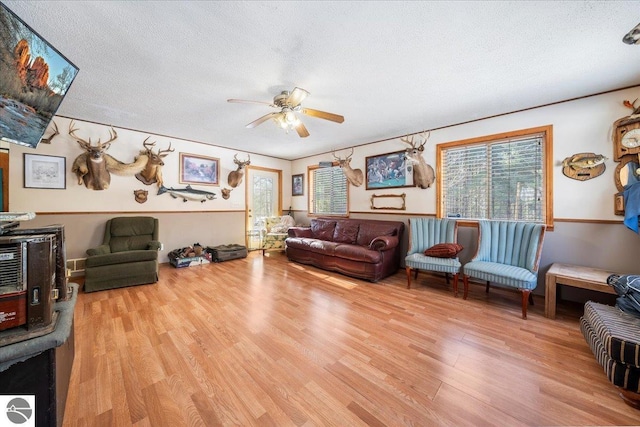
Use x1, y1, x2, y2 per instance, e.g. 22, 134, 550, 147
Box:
285, 237, 339, 256
333, 220, 360, 244
311, 219, 337, 240
334, 244, 382, 263
581, 315, 640, 393
424, 243, 463, 258
462, 260, 538, 290
583, 301, 640, 368
356, 223, 397, 246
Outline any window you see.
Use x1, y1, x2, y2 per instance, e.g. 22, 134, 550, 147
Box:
437, 125, 553, 227
308, 164, 349, 216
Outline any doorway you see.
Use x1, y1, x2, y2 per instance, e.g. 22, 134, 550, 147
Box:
245, 166, 282, 249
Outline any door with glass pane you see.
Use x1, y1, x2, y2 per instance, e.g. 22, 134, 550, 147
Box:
245, 167, 281, 250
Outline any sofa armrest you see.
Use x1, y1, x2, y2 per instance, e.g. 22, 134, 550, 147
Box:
369, 235, 399, 251
86, 244, 111, 256
147, 240, 162, 251
288, 227, 312, 238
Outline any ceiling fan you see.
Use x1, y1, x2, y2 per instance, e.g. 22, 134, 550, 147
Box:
227, 87, 344, 138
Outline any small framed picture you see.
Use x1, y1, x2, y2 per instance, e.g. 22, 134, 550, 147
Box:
292, 173, 304, 196
179, 153, 219, 186
23, 153, 66, 189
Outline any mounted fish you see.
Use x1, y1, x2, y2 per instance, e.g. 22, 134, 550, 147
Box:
157, 184, 216, 203
561, 152, 607, 181
69, 121, 147, 190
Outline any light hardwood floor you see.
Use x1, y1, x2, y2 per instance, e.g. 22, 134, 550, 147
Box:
63, 252, 640, 426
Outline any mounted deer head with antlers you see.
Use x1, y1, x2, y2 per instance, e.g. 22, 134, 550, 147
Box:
227, 154, 251, 188
333, 148, 364, 187
69, 121, 147, 190
401, 131, 435, 189
135, 137, 175, 187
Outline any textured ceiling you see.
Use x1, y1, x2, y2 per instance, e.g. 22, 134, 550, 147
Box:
5, 1, 640, 160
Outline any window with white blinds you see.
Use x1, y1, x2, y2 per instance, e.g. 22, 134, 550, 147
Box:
310, 165, 348, 216
439, 126, 552, 225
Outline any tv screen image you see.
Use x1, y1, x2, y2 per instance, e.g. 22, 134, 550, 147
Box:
0, 3, 78, 149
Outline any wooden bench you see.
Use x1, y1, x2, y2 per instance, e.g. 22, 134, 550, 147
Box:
545, 263, 617, 319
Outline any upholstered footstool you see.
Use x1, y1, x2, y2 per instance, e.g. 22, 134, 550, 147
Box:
580, 301, 640, 409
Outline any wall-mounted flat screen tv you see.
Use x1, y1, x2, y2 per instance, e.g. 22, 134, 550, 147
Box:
0, 2, 78, 149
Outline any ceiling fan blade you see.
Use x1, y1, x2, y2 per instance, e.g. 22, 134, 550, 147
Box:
294, 121, 310, 138
246, 112, 280, 128
286, 87, 310, 107
301, 108, 345, 123
228, 98, 276, 108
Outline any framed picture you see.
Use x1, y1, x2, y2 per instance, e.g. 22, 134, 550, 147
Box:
23, 153, 66, 189
292, 173, 304, 196
365, 150, 415, 190
1, 3, 79, 149
366, 150, 414, 190
179, 153, 219, 186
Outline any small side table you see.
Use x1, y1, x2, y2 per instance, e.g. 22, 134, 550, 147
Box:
246, 230, 263, 251
545, 263, 618, 319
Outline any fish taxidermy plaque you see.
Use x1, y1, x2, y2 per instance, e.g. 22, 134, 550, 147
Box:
561, 152, 607, 181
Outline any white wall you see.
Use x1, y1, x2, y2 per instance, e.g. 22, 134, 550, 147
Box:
9, 116, 292, 213
7, 117, 291, 262
292, 87, 635, 220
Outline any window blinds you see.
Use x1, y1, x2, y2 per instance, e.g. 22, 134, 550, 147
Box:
442, 135, 544, 222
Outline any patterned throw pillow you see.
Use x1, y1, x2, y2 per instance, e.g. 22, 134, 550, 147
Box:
424, 243, 463, 258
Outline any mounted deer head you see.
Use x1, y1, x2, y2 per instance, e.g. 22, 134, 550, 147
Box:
69, 120, 147, 190
135, 137, 175, 187
401, 131, 435, 189
227, 154, 251, 188
333, 148, 363, 187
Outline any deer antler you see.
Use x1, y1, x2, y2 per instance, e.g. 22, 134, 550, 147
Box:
400, 134, 416, 148
40, 121, 59, 144
69, 120, 117, 149
159, 142, 175, 155
69, 120, 92, 149
142, 137, 156, 151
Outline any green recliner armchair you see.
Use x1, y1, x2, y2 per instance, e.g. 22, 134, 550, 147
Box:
84, 216, 161, 293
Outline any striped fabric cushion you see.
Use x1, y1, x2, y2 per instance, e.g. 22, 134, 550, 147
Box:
581, 316, 640, 393
462, 260, 538, 290
583, 301, 640, 368
405, 252, 461, 274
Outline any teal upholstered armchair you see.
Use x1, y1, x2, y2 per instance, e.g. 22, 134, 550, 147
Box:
462, 220, 546, 319
84, 216, 161, 293
405, 218, 462, 294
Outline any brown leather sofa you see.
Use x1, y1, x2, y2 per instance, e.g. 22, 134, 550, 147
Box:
285, 217, 405, 282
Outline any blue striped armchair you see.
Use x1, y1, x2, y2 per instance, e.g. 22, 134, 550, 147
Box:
405, 218, 462, 294
462, 220, 546, 319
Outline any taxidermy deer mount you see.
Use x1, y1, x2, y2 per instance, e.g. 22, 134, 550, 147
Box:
69, 121, 147, 190
333, 148, 363, 187
401, 131, 435, 189
227, 154, 251, 188
135, 138, 175, 187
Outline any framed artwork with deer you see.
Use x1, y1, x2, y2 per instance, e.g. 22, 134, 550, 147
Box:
24, 153, 66, 189
365, 150, 414, 190
292, 174, 304, 196
179, 153, 219, 186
